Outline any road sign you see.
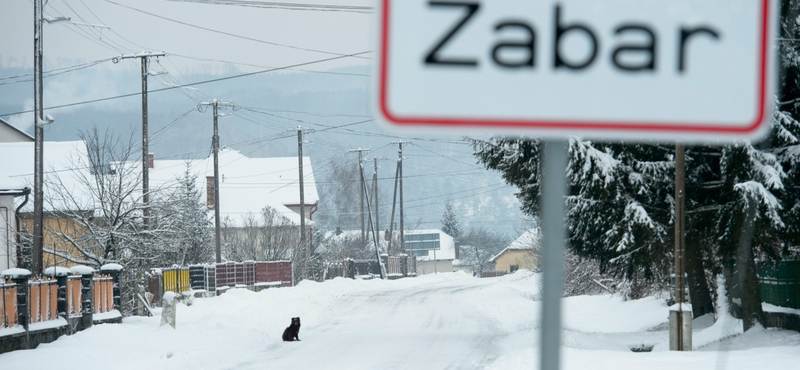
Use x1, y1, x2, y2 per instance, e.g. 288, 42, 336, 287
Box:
377, 0, 776, 141
404, 233, 441, 251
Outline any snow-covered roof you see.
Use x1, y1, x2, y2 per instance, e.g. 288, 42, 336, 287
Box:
407, 229, 456, 261
490, 228, 540, 262
145, 148, 318, 227
0, 140, 92, 211
0, 117, 34, 142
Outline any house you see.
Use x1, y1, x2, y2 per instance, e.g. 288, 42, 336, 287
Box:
0, 140, 92, 270
0, 117, 34, 143
491, 229, 541, 273
407, 229, 457, 275
145, 147, 319, 226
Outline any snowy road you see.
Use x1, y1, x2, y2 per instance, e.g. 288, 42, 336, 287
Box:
249, 282, 504, 370
2, 271, 800, 370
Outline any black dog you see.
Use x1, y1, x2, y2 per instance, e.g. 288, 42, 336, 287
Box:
282, 317, 301, 341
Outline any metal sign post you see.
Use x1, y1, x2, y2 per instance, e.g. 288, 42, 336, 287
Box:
376, 0, 777, 367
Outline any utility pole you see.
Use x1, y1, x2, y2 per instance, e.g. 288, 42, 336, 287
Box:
32, 0, 44, 276
116, 51, 165, 228
349, 148, 370, 247
392, 141, 410, 253
372, 157, 382, 238
670, 143, 691, 351
291, 127, 314, 255
199, 99, 234, 264
358, 158, 386, 279
387, 163, 400, 255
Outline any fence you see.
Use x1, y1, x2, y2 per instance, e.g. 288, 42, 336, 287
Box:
760, 260, 800, 309
479, 270, 508, 278
66, 276, 82, 317
1, 280, 17, 328
92, 275, 114, 314
386, 256, 407, 276
162, 267, 191, 294
157, 261, 294, 296
28, 278, 58, 324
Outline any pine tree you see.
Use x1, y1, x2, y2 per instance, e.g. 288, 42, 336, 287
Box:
441, 200, 463, 239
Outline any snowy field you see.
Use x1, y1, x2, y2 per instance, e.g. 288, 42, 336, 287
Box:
1, 271, 799, 370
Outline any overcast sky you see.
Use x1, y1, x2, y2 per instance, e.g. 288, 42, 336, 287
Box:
0, 0, 374, 73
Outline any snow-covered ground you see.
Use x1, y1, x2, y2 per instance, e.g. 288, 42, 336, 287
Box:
1, 271, 798, 370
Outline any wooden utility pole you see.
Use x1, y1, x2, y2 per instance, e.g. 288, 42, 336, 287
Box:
349, 148, 370, 246
358, 158, 385, 279
387, 164, 400, 254
392, 141, 410, 252
199, 99, 233, 263
292, 126, 314, 254
373, 157, 381, 238
32, 0, 44, 275
117, 51, 165, 228
670, 143, 691, 351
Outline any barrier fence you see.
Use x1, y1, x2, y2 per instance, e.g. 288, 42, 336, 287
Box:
1, 280, 17, 328
760, 260, 800, 309
92, 275, 114, 314
28, 278, 58, 324
156, 261, 294, 297
67, 276, 82, 317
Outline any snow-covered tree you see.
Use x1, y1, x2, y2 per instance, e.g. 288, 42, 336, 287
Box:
440, 200, 463, 239
150, 163, 212, 266
221, 206, 300, 262
458, 227, 508, 270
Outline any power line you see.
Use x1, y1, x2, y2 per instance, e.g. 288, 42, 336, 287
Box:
104, 0, 372, 59
167, 0, 374, 13
0, 51, 371, 117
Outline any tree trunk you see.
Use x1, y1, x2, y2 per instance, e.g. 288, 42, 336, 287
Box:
686, 239, 714, 319
737, 199, 763, 331
722, 262, 741, 319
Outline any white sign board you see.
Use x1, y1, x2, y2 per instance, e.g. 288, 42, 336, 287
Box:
377, 0, 775, 141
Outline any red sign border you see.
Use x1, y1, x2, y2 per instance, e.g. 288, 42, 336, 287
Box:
378, 0, 771, 135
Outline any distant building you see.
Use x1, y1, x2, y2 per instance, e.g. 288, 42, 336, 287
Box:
0, 118, 34, 143
491, 229, 540, 273
407, 229, 457, 275
145, 147, 320, 226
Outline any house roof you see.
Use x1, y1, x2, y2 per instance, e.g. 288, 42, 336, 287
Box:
490, 228, 540, 262
407, 229, 456, 261
0, 118, 34, 142
0, 140, 91, 211
145, 148, 319, 227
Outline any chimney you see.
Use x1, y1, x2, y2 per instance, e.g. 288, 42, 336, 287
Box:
206, 176, 215, 210
335, 227, 342, 236
147, 153, 154, 169
384, 229, 390, 241
454, 241, 460, 260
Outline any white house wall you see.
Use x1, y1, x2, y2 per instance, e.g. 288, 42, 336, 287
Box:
0, 195, 16, 271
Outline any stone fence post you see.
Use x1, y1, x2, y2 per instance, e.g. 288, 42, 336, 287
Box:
2, 268, 31, 348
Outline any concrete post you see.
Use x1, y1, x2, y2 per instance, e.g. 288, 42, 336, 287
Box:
161, 291, 177, 329
3, 269, 31, 348
669, 305, 693, 351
